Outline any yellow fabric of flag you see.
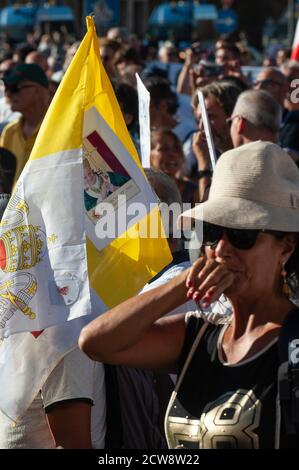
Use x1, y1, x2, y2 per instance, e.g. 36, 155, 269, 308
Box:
30, 17, 171, 307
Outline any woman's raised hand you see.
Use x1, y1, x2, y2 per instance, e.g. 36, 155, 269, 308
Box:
185, 256, 234, 307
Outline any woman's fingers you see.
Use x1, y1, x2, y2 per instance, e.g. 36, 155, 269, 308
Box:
186, 256, 207, 287
186, 257, 234, 304
200, 272, 235, 307
196, 264, 232, 296
187, 258, 219, 288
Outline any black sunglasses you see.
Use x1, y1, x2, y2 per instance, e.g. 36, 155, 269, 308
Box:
254, 79, 284, 89
202, 221, 285, 250
4, 84, 36, 94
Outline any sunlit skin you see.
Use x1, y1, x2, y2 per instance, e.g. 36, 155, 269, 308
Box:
78, 228, 297, 369
184, 230, 297, 362
150, 134, 183, 178
229, 114, 243, 148
205, 233, 286, 303
3, 79, 49, 144
187, 232, 295, 322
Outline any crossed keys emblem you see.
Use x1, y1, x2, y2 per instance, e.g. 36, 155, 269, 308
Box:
0, 273, 37, 329
0, 190, 47, 331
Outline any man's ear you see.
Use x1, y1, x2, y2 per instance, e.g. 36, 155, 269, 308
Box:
238, 116, 246, 134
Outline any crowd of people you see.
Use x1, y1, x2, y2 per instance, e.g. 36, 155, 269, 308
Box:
1, 23, 299, 449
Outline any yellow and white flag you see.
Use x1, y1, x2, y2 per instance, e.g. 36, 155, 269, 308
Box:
0, 17, 171, 339
0, 17, 171, 421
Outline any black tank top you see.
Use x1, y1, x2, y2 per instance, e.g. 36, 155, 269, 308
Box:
165, 314, 298, 449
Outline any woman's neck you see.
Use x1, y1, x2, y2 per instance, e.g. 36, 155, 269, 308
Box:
228, 294, 294, 340
220, 295, 295, 364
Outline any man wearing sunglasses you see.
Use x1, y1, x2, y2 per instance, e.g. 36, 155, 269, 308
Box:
254, 66, 299, 167
0, 63, 49, 186
80, 141, 299, 448
253, 67, 288, 108
228, 89, 281, 148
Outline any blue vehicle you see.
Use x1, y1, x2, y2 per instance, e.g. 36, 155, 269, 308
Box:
148, 1, 218, 44
0, 1, 75, 41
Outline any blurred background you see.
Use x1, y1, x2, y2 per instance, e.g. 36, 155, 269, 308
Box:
1, 1, 299, 232
0, 1, 297, 51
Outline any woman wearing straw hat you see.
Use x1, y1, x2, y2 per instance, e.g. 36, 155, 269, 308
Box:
79, 140, 299, 448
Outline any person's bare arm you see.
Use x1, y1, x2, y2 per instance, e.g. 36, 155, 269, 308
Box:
46, 401, 92, 449
177, 48, 197, 95
79, 258, 234, 373
79, 270, 189, 373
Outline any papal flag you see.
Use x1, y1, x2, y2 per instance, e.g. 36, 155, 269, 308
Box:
0, 17, 171, 422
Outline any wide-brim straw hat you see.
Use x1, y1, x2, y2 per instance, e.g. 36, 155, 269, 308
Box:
180, 141, 299, 232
